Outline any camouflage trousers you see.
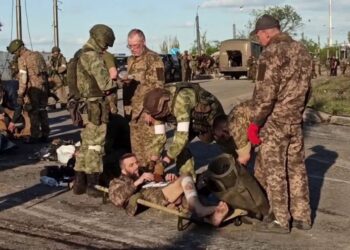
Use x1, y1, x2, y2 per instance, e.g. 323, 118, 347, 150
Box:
130, 117, 158, 166
27, 87, 50, 138
254, 119, 311, 228
74, 122, 107, 174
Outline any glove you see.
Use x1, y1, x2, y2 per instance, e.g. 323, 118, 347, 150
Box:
17, 96, 24, 106
247, 123, 261, 145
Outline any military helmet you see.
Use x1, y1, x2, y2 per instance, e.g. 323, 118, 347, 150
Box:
51, 46, 60, 53
7, 39, 24, 54
89, 24, 115, 48
143, 88, 171, 117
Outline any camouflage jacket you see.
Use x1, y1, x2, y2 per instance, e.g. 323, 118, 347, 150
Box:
49, 54, 67, 75
109, 174, 167, 215
127, 47, 164, 120
77, 38, 115, 100
251, 33, 312, 126
17, 49, 48, 97
153, 84, 224, 160
226, 100, 252, 158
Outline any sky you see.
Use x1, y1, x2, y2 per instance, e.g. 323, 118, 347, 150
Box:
0, 0, 349, 58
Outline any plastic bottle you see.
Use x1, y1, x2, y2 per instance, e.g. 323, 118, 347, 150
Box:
40, 176, 58, 187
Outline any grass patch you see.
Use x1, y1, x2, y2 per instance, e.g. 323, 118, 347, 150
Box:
308, 76, 350, 116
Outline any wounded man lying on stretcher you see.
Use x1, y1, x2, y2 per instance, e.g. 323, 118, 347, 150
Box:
108, 153, 228, 226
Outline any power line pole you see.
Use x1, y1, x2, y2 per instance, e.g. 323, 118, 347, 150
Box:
53, 0, 59, 47
16, 0, 22, 40
233, 24, 236, 39
195, 6, 201, 55
329, 0, 333, 47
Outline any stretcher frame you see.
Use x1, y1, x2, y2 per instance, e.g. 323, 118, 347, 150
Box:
95, 185, 248, 231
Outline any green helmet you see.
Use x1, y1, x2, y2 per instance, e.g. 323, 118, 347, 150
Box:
89, 24, 115, 48
7, 39, 24, 54
51, 46, 60, 53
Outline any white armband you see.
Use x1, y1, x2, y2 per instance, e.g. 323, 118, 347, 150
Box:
154, 124, 166, 134
177, 122, 190, 132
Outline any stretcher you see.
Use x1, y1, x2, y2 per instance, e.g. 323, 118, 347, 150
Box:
95, 185, 248, 231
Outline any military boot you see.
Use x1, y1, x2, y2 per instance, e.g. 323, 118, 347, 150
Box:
86, 173, 102, 198
73, 171, 87, 195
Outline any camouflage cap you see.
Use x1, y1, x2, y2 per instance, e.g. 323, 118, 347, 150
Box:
250, 14, 280, 36
51, 46, 60, 53
143, 88, 171, 116
7, 39, 24, 54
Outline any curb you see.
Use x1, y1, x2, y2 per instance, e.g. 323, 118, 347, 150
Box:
303, 108, 350, 126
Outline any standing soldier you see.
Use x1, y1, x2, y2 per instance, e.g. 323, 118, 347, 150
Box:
48, 46, 68, 106
248, 15, 312, 233
7, 39, 50, 143
340, 58, 348, 75
126, 29, 165, 167
181, 50, 191, 82
73, 24, 116, 197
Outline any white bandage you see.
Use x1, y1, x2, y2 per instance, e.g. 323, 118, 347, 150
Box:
61, 64, 67, 68
154, 124, 166, 134
181, 176, 197, 199
88, 145, 102, 152
177, 122, 190, 132
19, 69, 27, 74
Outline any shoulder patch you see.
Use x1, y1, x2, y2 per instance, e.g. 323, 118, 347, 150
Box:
257, 63, 266, 81
156, 67, 165, 81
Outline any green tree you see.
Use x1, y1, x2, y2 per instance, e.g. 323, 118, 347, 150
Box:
159, 36, 180, 54
249, 5, 303, 36
300, 33, 320, 54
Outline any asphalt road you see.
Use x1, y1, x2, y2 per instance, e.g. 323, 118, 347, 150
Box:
0, 78, 349, 249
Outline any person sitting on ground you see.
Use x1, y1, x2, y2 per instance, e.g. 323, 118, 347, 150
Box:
109, 153, 229, 226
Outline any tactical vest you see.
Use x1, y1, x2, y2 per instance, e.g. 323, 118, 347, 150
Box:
67, 48, 104, 100
205, 154, 269, 218
170, 82, 220, 133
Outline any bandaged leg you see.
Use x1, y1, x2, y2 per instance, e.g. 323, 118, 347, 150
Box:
205, 201, 229, 227
180, 176, 216, 217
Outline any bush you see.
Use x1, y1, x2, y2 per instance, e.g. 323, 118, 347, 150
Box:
308, 77, 350, 116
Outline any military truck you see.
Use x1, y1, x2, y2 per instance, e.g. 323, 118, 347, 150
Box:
219, 39, 262, 79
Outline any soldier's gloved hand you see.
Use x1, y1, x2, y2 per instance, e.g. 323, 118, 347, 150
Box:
247, 123, 261, 145
17, 96, 24, 106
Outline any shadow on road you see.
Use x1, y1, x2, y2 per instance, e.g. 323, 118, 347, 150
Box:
0, 183, 67, 212
305, 145, 338, 223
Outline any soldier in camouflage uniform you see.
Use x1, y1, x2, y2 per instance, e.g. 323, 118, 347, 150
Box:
142, 83, 225, 178
48, 46, 68, 105
126, 29, 165, 167
248, 15, 312, 233
109, 153, 228, 226
7, 39, 50, 143
213, 100, 252, 166
247, 56, 257, 82
73, 24, 117, 197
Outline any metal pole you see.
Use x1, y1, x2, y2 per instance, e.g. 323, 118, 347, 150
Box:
233, 24, 236, 39
329, 0, 333, 46
53, 0, 59, 47
16, 0, 22, 40
195, 7, 201, 55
